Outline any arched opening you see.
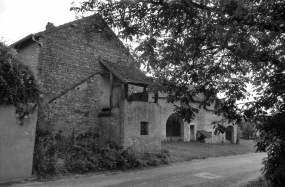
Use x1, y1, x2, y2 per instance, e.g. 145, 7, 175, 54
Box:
166, 113, 183, 141
226, 126, 234, 143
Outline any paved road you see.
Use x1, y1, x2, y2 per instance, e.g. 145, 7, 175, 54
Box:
11, 153, 266, 187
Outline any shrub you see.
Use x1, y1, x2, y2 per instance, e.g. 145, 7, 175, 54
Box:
256, 112, 285, 186
33, 128, 170, 177
33, 128, 59, 177
0, 41, 39, 118
118, 148, 142, 169
244, 177, 272, 187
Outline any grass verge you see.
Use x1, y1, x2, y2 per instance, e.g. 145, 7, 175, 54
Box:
162, 139, 257, 162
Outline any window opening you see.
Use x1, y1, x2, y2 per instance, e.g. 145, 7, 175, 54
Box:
140, 122, 149, 135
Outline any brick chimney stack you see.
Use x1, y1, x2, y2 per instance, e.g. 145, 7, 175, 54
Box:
46, 22, 55, 30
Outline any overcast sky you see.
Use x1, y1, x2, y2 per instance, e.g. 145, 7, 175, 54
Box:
0, 0, 83, 44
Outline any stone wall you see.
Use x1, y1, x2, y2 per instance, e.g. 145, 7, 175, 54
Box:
158, 97, 237, 144
98, 108, 121, 144
17, 41, 41, 80
120, 100, 161, 152
16, 16, 133, 135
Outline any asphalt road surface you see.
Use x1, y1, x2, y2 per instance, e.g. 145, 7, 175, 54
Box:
11, 153, 266, 187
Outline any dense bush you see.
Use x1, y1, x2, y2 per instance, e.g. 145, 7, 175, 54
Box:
244, 177, 272, 187
33, 128, 170, 177
256, 112, 285, 187
0, 41, 39, 117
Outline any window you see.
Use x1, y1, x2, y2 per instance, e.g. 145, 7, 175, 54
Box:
140, 122, 149, 135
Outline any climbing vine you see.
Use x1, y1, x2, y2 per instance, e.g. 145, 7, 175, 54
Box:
0, 41, 39, 119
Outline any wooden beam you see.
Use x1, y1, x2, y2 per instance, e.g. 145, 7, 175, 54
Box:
121, 83, 125, 100
109, 72, 114, 110
125, 83, 128, 99
154, 92, 158, 103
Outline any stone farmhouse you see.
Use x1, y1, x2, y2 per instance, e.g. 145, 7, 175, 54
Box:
12, 15, 237, 152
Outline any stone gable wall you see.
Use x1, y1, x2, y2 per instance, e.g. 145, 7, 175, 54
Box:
17, 17, 133, 135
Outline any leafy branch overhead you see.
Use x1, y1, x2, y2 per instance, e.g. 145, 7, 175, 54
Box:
73, 1, 285, 184
73, 0, 285, 122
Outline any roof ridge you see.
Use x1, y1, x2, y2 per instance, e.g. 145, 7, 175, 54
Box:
35, 14, 98, 36
12, 13, 133, 61
11, 14, 98, 47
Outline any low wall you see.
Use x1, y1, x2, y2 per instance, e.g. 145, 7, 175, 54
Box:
0, 106, 37, 183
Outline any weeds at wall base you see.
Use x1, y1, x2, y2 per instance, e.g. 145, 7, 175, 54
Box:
32, 128, 170, 178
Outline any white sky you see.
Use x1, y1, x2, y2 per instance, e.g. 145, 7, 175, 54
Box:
0, 0, 83, 44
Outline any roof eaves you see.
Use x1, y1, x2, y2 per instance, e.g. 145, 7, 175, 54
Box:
126, 81, 150, 86
198, 130, 212, 138
99, 57, 128, 84
99, 57, 150, 86
10, 34, 34, 47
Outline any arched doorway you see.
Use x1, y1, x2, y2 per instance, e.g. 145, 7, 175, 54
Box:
166, 113, 183, 141
226, 126, 234, 143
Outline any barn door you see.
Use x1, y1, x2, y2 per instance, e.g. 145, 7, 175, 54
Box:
166, 113, 182, 138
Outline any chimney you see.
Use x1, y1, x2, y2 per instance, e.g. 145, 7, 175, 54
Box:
46, 22, 55, 30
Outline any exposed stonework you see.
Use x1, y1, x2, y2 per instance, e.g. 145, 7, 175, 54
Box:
13, 14, 237, 155
15, 15, 134, 135
13, 15, 163, 152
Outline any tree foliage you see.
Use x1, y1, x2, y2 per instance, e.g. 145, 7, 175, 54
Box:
72, 0, 285, 185
73, 0, 285, 121
239, 121, 256, 139
0, 41, 39, 118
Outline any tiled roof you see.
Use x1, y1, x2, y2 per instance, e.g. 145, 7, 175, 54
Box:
99, 57, 150, 86
197, 130, 212, 138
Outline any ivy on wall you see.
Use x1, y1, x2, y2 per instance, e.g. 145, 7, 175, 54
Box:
0, 41, 39, 119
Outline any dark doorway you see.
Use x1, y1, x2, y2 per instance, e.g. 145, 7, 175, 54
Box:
226, 126, 234, 142
190, 125, 195, 141
166, 113, 182, 139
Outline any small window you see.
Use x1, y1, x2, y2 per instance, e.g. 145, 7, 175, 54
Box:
140, 122, 149, 135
